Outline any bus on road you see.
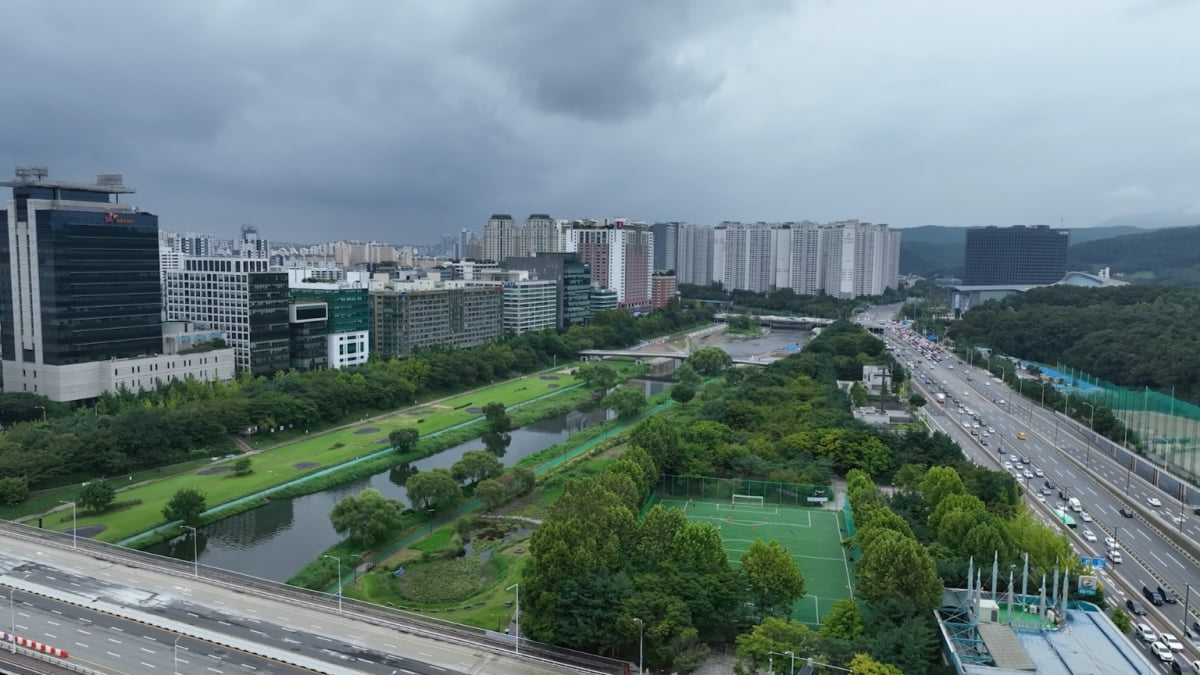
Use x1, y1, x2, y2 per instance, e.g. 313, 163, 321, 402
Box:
1053, 508, 1077, 530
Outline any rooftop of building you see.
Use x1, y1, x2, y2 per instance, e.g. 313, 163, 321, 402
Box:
1, 167, 135, 194
940, 589, 1161, 675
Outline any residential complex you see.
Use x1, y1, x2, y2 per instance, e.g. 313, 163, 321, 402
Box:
964, 225, 1069, 286
0, 168, 234, 402
562, 218, 654, 311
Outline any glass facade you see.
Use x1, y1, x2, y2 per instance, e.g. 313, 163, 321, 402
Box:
248, 272, 291, 376
964, 226, 1069, 286
1, 196, 161, 366
290, 288, 369, 332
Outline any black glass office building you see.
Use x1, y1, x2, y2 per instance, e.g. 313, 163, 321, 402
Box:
1, 180, 161, 370
963, 225, 1069, 286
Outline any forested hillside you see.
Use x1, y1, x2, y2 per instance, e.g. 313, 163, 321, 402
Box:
1068, 225, 1200, 285
947, 285, 1200, 401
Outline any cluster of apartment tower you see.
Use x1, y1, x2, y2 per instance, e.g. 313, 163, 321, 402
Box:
0, 169, 899, 403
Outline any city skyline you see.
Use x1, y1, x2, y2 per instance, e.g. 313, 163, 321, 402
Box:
4, 2, 1199, 241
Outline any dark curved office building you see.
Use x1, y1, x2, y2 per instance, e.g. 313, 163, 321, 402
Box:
963, 225, 1069, 286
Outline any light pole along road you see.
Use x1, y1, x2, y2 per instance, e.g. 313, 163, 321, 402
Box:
885, 321, 1200, 662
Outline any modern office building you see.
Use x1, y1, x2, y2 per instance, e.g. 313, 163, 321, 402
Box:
500, 279, 558, 334
964, 225, 1070, 286
505, 252, 593, 329
289, 280, 370, 370
563, 218, 654, 311
369, 279, 503, 357
0, 168, 234, 400
590, 288, 619, 313
651, 221, 680, 273
164, 257, 290, 375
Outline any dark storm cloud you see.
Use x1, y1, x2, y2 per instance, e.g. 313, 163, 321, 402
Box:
1, 1, 1198, 242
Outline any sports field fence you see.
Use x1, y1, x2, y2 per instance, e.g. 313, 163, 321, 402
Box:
657, 474, 834, 508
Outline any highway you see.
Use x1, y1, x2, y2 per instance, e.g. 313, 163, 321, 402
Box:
0, 530, 607, 675
860, 312, 1200, 672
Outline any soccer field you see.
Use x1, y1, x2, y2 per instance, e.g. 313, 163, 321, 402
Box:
659, 498, 856, 626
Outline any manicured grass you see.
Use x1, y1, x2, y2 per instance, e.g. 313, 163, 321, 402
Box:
409, 526, 455, 553
45, 370, 581, 544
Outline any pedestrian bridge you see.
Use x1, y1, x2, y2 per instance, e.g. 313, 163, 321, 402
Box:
714, 313, 836, 329
578, 349, 771, 366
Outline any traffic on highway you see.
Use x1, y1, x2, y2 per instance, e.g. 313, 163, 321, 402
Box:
869, 313, 1200, 673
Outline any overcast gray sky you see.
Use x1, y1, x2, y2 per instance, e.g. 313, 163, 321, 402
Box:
3, 0, 1198, 243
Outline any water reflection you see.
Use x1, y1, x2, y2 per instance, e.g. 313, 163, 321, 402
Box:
142, 331, 805, 581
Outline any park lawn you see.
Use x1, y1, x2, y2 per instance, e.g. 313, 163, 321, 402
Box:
55, 370, 581, 544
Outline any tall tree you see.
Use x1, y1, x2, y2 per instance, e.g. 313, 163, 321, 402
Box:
405, 468, 462, 512
602, 385, 647, 420
820, 598, 865, 640
855, 529, 942, 611
740, 539, 806, 619
482, 402, 511, 433
686, 346, 733, 376
78, 480, 116, 512
329, 488, 403, 546
670, 383, 696, 407
389, 427, 420, 454
450, 450, 504, 485
162, 488, 207, 526
630, 417, 682, 473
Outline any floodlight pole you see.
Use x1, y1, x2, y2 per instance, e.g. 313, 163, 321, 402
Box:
632, 617, 643, 674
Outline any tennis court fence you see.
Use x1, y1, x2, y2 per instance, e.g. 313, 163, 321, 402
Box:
657, 474, 834, 507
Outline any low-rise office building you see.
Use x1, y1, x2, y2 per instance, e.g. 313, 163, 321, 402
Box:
369, 279, 503, 357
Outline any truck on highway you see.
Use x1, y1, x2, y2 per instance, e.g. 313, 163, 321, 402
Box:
1068, 497, 1083, 513
935, 392, 946, 404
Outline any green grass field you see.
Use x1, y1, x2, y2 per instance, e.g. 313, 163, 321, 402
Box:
47, 370, 580, 544
660, 498, 855, 627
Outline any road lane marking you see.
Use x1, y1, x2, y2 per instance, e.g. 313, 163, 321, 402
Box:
143, 635, 158, 642
1151, 551, 1168, 568
141, 647, 157, 654
1166, 552, 1186, 570
141, 662, 156, 669
76, 642, 89, 649
45, 633, 56, 638
1139, 530, 1151, 542
107, 651, 121, 658
249, 629, 267, 636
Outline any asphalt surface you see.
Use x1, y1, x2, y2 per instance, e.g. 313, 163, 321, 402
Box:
0, 533, 589, 675
859, 311, 1200, 673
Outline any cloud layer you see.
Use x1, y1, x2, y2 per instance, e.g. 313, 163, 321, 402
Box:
2, 0, 1198, 242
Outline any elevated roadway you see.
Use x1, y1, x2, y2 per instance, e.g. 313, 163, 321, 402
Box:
0, 522, 625, 675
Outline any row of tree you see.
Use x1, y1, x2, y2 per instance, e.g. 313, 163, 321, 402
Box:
944, 284, 1200, 402
0, 302, 716, 496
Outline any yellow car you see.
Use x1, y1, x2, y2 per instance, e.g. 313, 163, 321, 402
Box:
1017, 432, 1027, 440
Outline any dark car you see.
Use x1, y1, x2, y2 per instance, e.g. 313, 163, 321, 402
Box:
1158, 586, 1177, 604
1126, 598, 1148, 615
1143, 586, 1164, 606
1059, 490, 1070, 500
1119, 507, 1135, 518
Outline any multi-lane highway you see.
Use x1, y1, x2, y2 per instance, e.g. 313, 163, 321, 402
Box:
870, 317, 1200, 672
0, 530, 605, 675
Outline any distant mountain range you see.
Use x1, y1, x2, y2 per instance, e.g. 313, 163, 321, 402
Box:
898, 216, 1200, 281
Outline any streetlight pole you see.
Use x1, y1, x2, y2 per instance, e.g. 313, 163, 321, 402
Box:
785, 650, 797, 675
58, 501, 76, 549
323, 555, 343, 614
632, 617, 643, 674
174, 634, 182, 674
506, 583, 520, 655
34, 406, 46, 422
1083, 402, 1096, 467
182, 526, 198, 578
8, 587, 16, 654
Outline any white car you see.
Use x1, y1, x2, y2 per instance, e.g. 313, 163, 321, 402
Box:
988, 427, 997, 434
1161, 633, 1184, 651
1080, 512, 1093, 522
1034, 468, 1044, 477
1107, 549, 1122, 564
1004, 462, 1013, 469
1148, 497, 1163, 507
1137, 623, 1157, 642
1023, 470, 1034, 479
1150, 641, 1174, 662
1082, 529, 1097, 542
1189, 659, 1200, 673
1035, 494, 1046, 503
1104, 537, 1119, 550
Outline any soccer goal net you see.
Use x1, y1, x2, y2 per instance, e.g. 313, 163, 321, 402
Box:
732, 494, 764, 507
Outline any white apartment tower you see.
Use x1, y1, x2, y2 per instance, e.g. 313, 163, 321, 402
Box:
677, 224, 714, 286
482, 214, 519, 263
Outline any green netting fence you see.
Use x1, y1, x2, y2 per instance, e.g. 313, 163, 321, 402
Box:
657, 474, 833, 508
1052, 362, 1200, 480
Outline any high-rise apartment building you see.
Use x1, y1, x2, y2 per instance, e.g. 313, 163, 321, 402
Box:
651, 222, 680, 273
369, 279, 503, 357
164, 258, 290, 375
1, 168, 234, 400
676, 224, 714, 287
964, 225, 1069, 285
719, 222, 775, 293
651, 272, 677, 310
239, 225, 269, 258
482, 214, 519, 263
563, 219, 653, 311
518, 214, 559, 258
